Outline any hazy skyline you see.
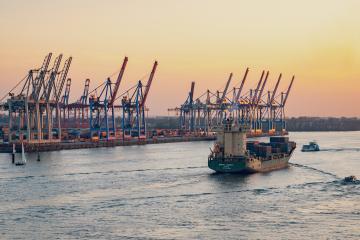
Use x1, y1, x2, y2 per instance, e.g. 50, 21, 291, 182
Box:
0, 0, 359, 117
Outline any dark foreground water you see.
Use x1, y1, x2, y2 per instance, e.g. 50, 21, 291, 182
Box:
0, 132, 359, 239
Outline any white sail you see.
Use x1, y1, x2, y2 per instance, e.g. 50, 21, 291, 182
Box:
15, 143, 26, 165
21, 142, 27, 164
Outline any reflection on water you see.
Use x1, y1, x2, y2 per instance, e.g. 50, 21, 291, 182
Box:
0, 132, 359, 239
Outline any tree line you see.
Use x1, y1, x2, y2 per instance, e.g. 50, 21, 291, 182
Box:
1, 114, 359, 131
286, 117, 360, 131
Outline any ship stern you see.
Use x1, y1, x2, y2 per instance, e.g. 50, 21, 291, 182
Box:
208, 156, 248, 173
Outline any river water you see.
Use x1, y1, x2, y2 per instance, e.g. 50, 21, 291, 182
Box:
0, 132, 359, 239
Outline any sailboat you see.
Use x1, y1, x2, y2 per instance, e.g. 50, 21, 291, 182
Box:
15, 142, 27, 166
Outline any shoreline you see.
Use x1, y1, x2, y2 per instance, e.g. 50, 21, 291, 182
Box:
0, 136, 216, 153
0, 131, 288, 153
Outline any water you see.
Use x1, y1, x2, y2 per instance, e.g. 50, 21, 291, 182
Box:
0, 132, 359, 239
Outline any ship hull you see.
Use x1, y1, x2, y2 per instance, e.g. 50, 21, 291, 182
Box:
246, 155, 291, 173
208, 154, 292, 173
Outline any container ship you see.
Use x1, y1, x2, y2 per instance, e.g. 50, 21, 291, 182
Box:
208, 118, 296, 173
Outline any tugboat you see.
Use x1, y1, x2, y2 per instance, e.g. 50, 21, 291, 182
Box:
208, 118, 296, 173
301, 141, 320, 152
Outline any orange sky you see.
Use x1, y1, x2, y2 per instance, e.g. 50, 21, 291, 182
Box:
0, 0, 359, 117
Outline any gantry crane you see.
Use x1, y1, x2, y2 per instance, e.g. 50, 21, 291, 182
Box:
253, 71, 269, 131
263, 73, 282, 133
171, 68, 294, 136
89, 57, 128, 139
121, 61, 158, 139
6, 53, 72, 143
61, 78, 91, 129
275, 76, 294, 131
178, 81, 195, 132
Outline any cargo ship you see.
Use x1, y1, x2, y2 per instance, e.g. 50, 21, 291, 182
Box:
208, 118, 296, 173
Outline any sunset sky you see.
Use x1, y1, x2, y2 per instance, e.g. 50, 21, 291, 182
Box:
0, 0, 359, 117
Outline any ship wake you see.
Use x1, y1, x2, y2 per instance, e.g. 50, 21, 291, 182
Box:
319, 147, 360, 152
289, 163, 339, 179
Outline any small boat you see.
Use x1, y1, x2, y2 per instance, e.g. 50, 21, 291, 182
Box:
15, 142, 27, 166
301, 141, 320, 152
344, 175, 357, 183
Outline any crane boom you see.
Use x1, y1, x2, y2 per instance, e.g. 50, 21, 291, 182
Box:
206, 89, 211, 104
80, 79, 90, 105
109, 56, 128, 106
30, 53, 52, 100
252, 70, 265, 104
61, 78, 71, 105
21, 53, 51, 97
55, 57, 72, 102
256, 71, 269, 105
235, 68, 249, 103
269, 73, 281, 105
140, 61, 158, 107
219, 73, 233, 103
189, 81, 195, 104
42, 54, 63, 101
282, 75, 295, 106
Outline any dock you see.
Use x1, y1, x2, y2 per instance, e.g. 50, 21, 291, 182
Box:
0, 136, 216, 153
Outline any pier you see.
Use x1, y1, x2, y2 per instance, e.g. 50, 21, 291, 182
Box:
0, 135, 216, 153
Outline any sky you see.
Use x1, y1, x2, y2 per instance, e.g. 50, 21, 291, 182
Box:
0, 0, 359, 117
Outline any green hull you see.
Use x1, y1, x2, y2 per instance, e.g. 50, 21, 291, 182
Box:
208, 158, 248, 173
